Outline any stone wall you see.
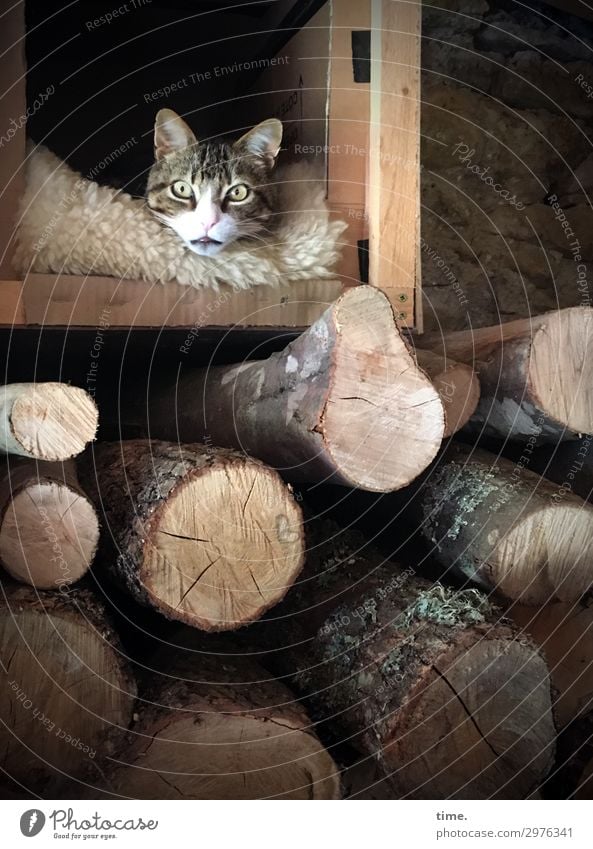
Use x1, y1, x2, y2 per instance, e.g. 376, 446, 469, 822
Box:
421, 0, 593, 332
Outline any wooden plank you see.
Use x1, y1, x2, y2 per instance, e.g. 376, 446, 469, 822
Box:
0, 1, 26, 280
325, 1, 371, 285
331, 206, 367, 284
0, 281, 26, 325
326, 0, 371, 209
247, 2, 331, 165
0, 275, 344, 329
369, 0, 422, 330
246, 1, 372, 287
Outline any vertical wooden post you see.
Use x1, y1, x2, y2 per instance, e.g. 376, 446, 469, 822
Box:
0, 1, 26, 280
370, 0, 422, 329
326, 0, 372, 284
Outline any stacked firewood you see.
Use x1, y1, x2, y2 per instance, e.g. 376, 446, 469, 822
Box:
0, 382, 99, 588
1, 292, 592, 800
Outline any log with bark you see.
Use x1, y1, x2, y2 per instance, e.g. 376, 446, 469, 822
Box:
0, 458, 99, 588
250, 522, 555, 799
111, 286, 444, 492
528, 437, 593, 502
422, 307, 593, 441
509, 600, 593, 729
412, 444, 593, 604
89, 653, 340, 800
0, 382, 98, 460
0, 581, 137, 793
415, 349, 480, 437
79, 440, 305, 632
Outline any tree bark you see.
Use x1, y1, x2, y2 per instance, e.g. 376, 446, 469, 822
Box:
88, 653, 340, 800
528, 437, 593, 502
413, 443, 593, 603
422, 307, 593, 441
79, 440, 305, 632
415, 349, 480, 437
0, 581, 137, 794
509, 600, 593, 728
112, 286, 444, 492
0, 458, 99, 588
249, 522, 555, 799
0, 382, 98, 460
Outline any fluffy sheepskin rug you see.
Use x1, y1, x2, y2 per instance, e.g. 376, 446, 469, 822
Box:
14, 145, 347, 290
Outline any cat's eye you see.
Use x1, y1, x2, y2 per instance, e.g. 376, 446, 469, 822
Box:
227, 183, 250, 202
171, 180, 193, 199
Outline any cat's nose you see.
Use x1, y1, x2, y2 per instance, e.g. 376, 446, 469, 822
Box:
201, 215, 220, 233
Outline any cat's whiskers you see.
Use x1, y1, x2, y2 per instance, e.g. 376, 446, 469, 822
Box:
250, 221, 276, 236
240, 232, 276, 249
237, 222, 271, 240
149, 210, 173, 225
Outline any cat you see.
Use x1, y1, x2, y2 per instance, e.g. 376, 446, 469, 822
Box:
146, 109, 283, 257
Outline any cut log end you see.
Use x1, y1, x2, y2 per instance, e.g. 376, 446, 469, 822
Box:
0, 584, 136, 790
324, 287, 444, 491
509, 601, 593, 728
0, 477, 99, 588
419, 446, 593, 604
496, 503, 593, 604
438, 362, 480, 437
103, 713, 340, 800
531, 308, 593, 435
422, 307, 593, 442
10, 383, 98, 460
386, 637, 554, 798
93, 651, 340, 801
415, 349, 480, 437
143, 459, 304, 631
254, 523, 556, 799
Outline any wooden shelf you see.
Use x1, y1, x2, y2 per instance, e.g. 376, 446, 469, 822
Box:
0, 274, 345, 330
1, 1, 422, 332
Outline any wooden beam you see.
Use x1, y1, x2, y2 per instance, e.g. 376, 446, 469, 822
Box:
369, 0, 422, 329
0, 1, 26, 280
0, 275, 344, 329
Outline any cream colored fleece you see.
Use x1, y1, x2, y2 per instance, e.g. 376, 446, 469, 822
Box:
14, 145, 346, 290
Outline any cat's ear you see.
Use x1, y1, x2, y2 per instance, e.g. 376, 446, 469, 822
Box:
234, 119, 282, 168
154, 109, 197, 160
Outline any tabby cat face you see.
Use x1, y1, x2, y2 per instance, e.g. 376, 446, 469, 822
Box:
146, 109, 282, 256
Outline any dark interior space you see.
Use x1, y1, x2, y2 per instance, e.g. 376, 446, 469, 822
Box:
25, 0, 323, 195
